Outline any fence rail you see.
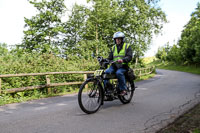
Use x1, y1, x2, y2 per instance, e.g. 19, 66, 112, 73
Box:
0, 66, 155, 94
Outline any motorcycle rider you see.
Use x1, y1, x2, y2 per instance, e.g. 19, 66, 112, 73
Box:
104, 31, 133, 96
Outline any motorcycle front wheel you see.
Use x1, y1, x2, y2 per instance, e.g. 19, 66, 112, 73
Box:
78, 78, 103, 114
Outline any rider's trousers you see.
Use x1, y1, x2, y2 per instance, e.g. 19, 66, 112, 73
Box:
104, 65, 127, 91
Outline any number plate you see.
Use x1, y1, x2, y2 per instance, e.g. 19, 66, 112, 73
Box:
94, 70, 104, 77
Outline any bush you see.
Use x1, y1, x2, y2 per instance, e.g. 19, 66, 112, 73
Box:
0, 52, 100, 99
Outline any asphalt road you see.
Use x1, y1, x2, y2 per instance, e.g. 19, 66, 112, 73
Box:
0, 69, 200, 133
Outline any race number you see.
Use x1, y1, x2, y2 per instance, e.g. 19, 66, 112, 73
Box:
94, 70, 104, 77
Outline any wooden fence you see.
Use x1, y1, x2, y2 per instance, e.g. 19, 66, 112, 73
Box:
0, 66, 155, 94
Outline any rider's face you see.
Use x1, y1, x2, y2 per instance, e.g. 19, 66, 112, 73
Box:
115, 38, 123, 45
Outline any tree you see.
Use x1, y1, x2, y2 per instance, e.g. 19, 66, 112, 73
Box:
116, 0, 166, 58
177, 2, 200, 64
167, 44, 182, 63
21, 0, 166, 60
156, 2, 200, 65
22, 0, 66, 54
0, 43, 8, 56
62, 4, 88, 58
156, 46, 167, 62
64, 0, 166, 59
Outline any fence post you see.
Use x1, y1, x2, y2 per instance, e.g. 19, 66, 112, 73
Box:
139, 70, 142, 79
0, 78, 1, 94
84, 74, 88, 89
46, 75, 51, 94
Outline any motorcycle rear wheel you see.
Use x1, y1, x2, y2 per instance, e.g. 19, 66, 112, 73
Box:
118, 81, 134, 104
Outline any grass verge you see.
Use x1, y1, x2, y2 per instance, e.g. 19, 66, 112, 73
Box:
157, 103, 200, 133
148, 60, 200, 75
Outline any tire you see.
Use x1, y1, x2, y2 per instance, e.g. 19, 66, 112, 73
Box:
118, 81, 134, 104
78, 79, 103, 114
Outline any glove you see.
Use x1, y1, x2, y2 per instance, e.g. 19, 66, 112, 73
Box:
117, 59, 123, 63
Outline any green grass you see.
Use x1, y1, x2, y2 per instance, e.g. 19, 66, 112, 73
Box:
0, 93, 50, 106
136, 73, 155, 81
158, 63, 200, 75
142, 56, 157, 64
157, 103, 200, 133
146, 59, 200, 75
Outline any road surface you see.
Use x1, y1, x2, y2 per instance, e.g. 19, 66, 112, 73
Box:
0, 69, 200, 133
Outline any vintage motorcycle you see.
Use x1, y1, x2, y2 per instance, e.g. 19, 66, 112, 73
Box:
78, 56, 135, 114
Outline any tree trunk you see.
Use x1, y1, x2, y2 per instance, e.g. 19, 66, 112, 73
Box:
135, 57, 138, 67
96, 23, 98, 55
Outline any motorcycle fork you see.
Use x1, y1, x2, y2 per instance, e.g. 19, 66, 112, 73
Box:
97, 78, 105, 105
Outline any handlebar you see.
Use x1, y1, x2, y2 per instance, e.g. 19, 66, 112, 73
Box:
97, 56, 117, 65
97, 56, 103, 62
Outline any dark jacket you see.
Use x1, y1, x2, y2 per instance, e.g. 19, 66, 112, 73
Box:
107, 43, 133, 69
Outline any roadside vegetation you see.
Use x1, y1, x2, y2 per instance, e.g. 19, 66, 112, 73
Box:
0, 0, 165, 105
0, 49, 155, 106
157, 103, 200, 133
154, 2, 200, 68
0, 50, 99, 105
146, 58, 200, 75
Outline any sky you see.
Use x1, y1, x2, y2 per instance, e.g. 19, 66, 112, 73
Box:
0, 0, 199, 56
0, 0, 87, 46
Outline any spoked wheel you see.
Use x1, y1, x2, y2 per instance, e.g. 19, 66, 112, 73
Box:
78, 79, 103, 114
118, 81, 134, 104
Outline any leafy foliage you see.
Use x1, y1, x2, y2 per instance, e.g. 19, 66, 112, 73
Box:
0, 0, 166, 105
0, 43, 8, 56
0, 47, 155, 105
156, 2, 200, 65
0, 47, 99, 99
21, 0, 166, 59
64, 0, 166, 58
22, 0, 66, 54
178, 2, 200, 64
156, 46, 167, 61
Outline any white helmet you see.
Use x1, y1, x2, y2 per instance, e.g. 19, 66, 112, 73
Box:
113, 31, 125, 43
